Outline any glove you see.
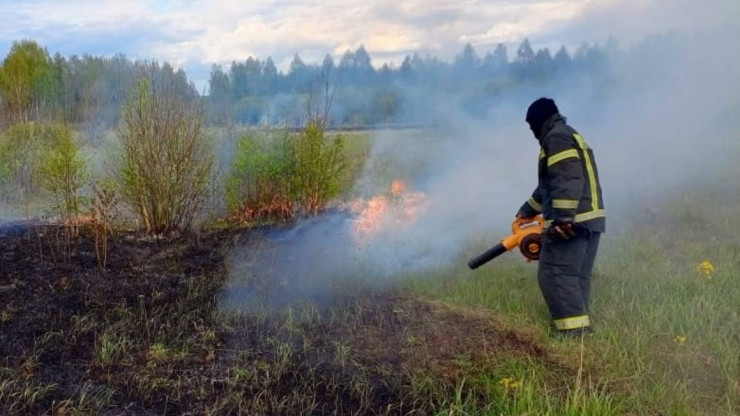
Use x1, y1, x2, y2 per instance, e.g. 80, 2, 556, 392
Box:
550, 221, 577, 240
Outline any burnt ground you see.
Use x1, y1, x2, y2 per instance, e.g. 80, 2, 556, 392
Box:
0, 226, 577, 415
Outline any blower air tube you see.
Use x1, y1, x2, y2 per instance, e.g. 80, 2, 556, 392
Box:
467, 243, 508, 270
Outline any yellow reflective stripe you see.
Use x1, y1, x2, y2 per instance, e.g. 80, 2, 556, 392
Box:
528, 197, 543, 212
554, 315, 590, 330
544, 209, 605, 226
539, 149, 545, 159
572, 133, 590, 150
575, 209, 605, 222
573, 133, 599, 212
552, 199, 579, 209
547, 149, 579, 167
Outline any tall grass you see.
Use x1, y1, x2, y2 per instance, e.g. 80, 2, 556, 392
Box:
407, 194, 740, 415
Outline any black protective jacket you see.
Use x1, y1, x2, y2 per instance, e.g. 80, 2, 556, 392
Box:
518, 114, 605, 232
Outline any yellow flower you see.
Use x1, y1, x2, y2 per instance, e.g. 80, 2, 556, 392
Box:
499, 377, 522, 392
674, 335, 687, 345
696, 261, 714, 279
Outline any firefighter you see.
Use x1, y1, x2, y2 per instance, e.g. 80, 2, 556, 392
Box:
516, 98, 605, 336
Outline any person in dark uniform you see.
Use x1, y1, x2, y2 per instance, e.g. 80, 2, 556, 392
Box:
516, 98, 605, 336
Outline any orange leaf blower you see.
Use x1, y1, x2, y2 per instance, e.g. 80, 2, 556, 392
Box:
467, 216, 544, 269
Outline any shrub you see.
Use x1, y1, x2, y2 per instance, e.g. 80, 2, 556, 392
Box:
90, 179, 118, 269
118, 75, 214, 234
226, 130, 294, 223
226, 122, 347, 222
38, 125, 88, 220
291, 121, 346, 215
0, 123, 76, 212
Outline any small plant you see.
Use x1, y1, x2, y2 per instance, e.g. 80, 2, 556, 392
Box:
334, 342, 351, 368
38, 125, 89, 236
96, 329, 132, 366
147, 343, 170, 363
696, 260, 714, 280
90, 180, 118, 270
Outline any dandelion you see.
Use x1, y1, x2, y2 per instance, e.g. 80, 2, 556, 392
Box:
696, 260, 714, 280
674, 335, 687, 345
499, 377, 522, 393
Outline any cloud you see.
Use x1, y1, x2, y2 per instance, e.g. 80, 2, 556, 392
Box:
1, 0, 737, 88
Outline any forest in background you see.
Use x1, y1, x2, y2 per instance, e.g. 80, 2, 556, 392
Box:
0, 36, 672, 131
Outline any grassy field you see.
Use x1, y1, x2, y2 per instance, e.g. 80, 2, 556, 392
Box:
1, 193, 736, 415
1, 127, 738, 415
408, 191, 739, 415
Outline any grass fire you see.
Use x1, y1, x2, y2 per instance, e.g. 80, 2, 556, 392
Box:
351, 179, 428, 240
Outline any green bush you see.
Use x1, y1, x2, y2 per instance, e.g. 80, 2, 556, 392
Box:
291, 121, 346, 215
226, 130, 294, 222
38, 125, 88, 219
0, 123, 80, 212
118, 77, 214, 234
226, 122, 347, 222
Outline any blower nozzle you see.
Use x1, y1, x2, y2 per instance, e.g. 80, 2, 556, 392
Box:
467, 216, 544, 270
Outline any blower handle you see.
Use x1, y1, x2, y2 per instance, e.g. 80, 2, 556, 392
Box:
512, 215, 545, 234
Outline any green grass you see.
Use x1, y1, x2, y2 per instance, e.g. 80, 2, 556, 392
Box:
406, 195, 740, 415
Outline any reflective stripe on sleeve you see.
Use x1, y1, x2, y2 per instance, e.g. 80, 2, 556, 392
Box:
539, 149, 545, 159
552, 199, 579, 209
528, 197, 543, 212
553, 315, 590, 330
547, 148, 579, 167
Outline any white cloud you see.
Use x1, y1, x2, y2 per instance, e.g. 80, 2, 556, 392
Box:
1, 0, 737, 84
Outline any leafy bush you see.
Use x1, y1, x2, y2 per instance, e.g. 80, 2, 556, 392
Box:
0, 123, 43, 205
226, 130, 294, 222
291, 121, 346, 215
226, 122, 347, 222
0, 123, 80, 212
38, 125, 88, 220
118, 76, 214, 234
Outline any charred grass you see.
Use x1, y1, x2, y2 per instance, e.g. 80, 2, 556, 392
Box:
1, 226, 588, 415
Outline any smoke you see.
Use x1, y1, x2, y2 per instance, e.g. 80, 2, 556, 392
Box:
221, 3, 740, 309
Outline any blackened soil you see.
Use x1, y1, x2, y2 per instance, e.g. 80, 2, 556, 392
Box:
0, 226, 573, 415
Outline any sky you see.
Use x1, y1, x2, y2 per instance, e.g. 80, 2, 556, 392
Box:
1, 0, 738, 88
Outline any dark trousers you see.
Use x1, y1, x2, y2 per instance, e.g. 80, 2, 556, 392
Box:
538, 230, 601, 330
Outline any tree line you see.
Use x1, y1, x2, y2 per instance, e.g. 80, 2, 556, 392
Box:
0, 40, 196, 132
0, 38, 642, 130
207, 39, 624, 126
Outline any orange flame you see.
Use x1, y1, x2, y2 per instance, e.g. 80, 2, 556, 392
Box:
351, 179, 427, 241
390, 179, 406, 197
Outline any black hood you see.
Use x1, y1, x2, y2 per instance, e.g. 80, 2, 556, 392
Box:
525, 98, 559, 139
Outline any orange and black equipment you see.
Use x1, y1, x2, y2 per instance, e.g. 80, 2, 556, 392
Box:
467, 216, 544, 269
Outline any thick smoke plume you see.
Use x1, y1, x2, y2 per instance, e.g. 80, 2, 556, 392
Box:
222, 10, 739, 309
